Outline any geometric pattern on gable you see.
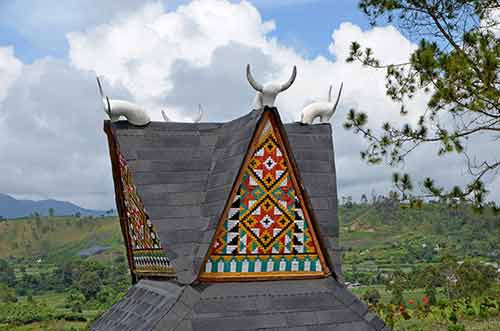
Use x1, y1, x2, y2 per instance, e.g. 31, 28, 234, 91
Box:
117, 151, 175, 276
200, 113, 329, 281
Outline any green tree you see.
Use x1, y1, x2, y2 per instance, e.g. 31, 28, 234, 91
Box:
71, 301, 82, 313
362, 288, 382, 305
75, 271, 102, 300
48, 208, 55, 217
96, 287, 114, 304
451, 260, 497, 298
345, 0, 499, 210
66, 288, 85, 311
386, 269, 408, 305
416, 264, 444, 305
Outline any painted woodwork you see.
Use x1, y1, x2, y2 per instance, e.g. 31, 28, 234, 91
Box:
200, 112, 329, 281
117, 151, 174, 276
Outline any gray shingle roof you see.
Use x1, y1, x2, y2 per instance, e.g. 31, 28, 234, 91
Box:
111, 107, 341, 283
92, 277, 387, 331
94, 107, 385, 330
92, 280, 183, 331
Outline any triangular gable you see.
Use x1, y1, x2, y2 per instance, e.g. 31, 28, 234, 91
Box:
199, 109, 330, 281
104, 122, 175, 279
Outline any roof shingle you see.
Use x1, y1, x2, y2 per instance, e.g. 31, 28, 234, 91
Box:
112, 108, 341, 282
93, 107, 384, 330
93, 277, 386, 331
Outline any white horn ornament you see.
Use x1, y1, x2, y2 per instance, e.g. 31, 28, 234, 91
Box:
299, 82, 343, 125
246, 64, 297, 109
96, 76, 150, 126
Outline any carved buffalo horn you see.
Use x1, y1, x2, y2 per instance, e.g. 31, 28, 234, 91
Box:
193, 104, 203, 123
161, 110, 170, 122
299, 82, 344, 125
279, 65, 297, 92
96, 76, 104, 99
96, 75, 151, 126
332, 82, 343, 113
246, 64, 264, 92
96, 76, 110, 116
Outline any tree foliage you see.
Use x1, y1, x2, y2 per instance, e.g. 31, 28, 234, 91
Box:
345, 0, 500, 210
362, 288, 382, 304
387, 269, 409, 305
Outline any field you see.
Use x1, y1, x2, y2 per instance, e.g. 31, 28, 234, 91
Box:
0, 200, 499, 330
0, 215, 124, 263
0, 215, 128, 331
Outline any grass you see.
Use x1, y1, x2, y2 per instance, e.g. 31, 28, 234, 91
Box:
395, 317, 500, 331
1, 321, 88, 331
0, 216, 123, 263
1, 202, 499, 330
0, 291, 105, 331
16, 292, 104, 318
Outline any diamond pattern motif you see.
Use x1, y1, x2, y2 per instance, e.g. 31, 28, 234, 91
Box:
201, 117, 326, 278
118, 151, 173, 275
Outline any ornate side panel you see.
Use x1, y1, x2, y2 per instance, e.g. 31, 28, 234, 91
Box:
105, 120, 174, 279
200, 113, 329, 281
117, 152, 174, 276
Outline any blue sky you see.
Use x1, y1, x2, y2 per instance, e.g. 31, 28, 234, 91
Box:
0, 0, 371, 64
1, 0, 496, 209
250, 0, 371, 59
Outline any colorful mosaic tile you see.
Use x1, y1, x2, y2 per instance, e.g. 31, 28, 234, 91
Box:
201, 117, 327, 279
118, 151, 173, 275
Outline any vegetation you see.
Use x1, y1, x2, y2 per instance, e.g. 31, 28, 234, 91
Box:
0, 215, 124, 262
0, 216, 129, 330
0, 198, 498, 330
345, 0, 500, 209
341, 195, 500, 330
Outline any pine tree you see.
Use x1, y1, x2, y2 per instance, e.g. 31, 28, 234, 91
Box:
345, 0, 499, 211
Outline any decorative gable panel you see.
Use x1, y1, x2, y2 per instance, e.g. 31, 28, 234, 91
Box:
117, 151, 174, 276
199, 111, 329, 281
105, 121, 175, 279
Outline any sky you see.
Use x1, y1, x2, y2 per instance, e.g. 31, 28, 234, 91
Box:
0, 0, 498, 210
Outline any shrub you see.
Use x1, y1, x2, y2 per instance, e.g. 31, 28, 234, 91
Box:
451, 261, 497, 299
362, 288, 381, 305
447, 324, 465, 331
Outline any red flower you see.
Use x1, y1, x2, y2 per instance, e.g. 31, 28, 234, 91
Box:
408, 299, 414, 305
422, 295, 429, 305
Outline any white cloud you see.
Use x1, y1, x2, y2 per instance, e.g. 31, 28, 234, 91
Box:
247, 0, 322, 8
67, 1, 275, 113
0, 46, 23, 103
65, 1, 427, 125
0, 58, 131, 209
67, 0, 475, 204
2, 0, 497, 208
483, 7, 500, 37
0, 0, 150, 55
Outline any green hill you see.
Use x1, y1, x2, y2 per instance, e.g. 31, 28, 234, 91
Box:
0, 201, 498, 276
0, 216, 124, 264
340, 201, 499, 282
0, 201, 498, 330
0, 216, 128, 331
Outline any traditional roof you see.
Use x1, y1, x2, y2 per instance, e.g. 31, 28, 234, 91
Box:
92, 278, 387, 331
94, 107, 386, 331
200, 110, 331, 281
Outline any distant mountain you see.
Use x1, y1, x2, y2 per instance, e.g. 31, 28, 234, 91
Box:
0, 193, 111, 219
